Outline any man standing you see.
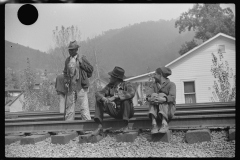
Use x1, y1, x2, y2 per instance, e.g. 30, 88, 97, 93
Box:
92, 66, 136, 135
55, 40, 93, 120
147, 67, 176, 134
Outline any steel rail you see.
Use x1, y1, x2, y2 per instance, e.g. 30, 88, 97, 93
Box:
5, 102, 235, 115
5, 108, 235, 123
5, 113, 235, 134
5, 102, 235, 119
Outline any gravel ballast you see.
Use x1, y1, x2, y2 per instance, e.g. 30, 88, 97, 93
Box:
5, 129, 235, 157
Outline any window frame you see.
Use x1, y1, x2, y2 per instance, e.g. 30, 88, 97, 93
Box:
181, 78, 197, 104
218, 44, 226, 53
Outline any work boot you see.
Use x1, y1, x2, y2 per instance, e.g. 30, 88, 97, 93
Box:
119, 125, 130, 133
91, 127, 103, 136
151, 124, 158, 134
159, 123, 169, 133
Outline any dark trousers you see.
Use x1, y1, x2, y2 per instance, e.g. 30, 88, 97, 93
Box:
94, 100, 134, 124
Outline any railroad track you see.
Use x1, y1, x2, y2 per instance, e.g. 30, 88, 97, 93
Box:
5, 102, 235, 122
5, 102, 235, 134
5, 102, 235, 118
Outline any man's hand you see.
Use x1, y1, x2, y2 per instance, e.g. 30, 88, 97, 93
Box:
147, 93, 158, 102
151, 93, 159, 99
108, 96, 116, 102
65, 83, 69, 88
154, 96, 167, 103
64, 78, 70, 89
114, 93, 119, 99
101, 97, 109, 103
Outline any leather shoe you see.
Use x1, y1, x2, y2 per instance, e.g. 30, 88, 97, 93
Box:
91, 127, 103, 136
159, 124, 169, 133
151, 124, 159, 134
120, 126, 130, 133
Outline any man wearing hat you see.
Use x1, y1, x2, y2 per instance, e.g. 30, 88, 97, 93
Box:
92, 66, 136, 135
55, 40, 93, 121
147, 66, 176, 134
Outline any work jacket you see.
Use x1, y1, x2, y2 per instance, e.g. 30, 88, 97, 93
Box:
63, 55, 93, 90
95, 81, 136, 104
150, 79, 176, 105
55, 55, 93, 95
149, 78, 176, 119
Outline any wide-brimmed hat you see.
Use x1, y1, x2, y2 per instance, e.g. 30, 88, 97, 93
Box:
68, 40, 80, 49
156, 67, 172, 78
108, 66, 126, 80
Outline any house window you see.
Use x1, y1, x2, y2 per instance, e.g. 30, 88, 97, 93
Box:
218, 45, 225, 53
184, 81, 196, 103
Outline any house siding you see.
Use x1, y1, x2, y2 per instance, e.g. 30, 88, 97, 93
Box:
9, 93, 24, 112
126, 34, 235, 105
167, 36, 235, 104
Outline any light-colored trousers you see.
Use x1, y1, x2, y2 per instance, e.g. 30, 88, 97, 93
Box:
59, 88, 91, 121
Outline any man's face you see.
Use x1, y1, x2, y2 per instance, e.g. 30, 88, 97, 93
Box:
153, 72, 161, 83
109, 76, 119, 84
69, 48, 78, 57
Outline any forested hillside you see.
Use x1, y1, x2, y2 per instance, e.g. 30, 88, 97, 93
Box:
80, 19, 195, 76
5, 19, 195, 77
5, 41, 56, 73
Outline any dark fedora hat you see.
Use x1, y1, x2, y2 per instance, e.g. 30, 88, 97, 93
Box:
108, 66, 126, 80
68, 40, 80, 49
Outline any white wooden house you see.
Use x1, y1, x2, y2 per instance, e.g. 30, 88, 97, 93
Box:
6, 83, 49, 112
125, 33, 235, 105
6, 92, 25, 112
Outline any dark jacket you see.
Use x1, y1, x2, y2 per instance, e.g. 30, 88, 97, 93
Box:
148, 78, 176, 120
150, 78, 176, 105
95, 81, 136, 104
62, 55, 93, 93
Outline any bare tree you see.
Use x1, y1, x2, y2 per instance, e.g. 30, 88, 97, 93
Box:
47, 47, 65, 75
51, 25, 82, 73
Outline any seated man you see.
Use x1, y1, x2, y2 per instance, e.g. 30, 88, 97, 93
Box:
147, 67, 176, 134
92, 66, 136, 135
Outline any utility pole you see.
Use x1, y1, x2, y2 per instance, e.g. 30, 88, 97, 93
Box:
94, 50, 100, 79
94, 50, 100, 89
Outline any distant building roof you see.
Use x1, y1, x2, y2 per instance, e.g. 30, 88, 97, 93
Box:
5, 89, 22, 92
99, 78, 108, 84
90, 78, 108, 85
5, 91, 24, 106
5, 96, 16, 106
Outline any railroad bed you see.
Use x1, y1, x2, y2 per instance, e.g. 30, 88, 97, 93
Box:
5, 102, 235, 157
5, 128, 235, 157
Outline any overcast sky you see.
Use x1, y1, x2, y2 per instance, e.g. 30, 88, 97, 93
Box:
5, 3, 235, 52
